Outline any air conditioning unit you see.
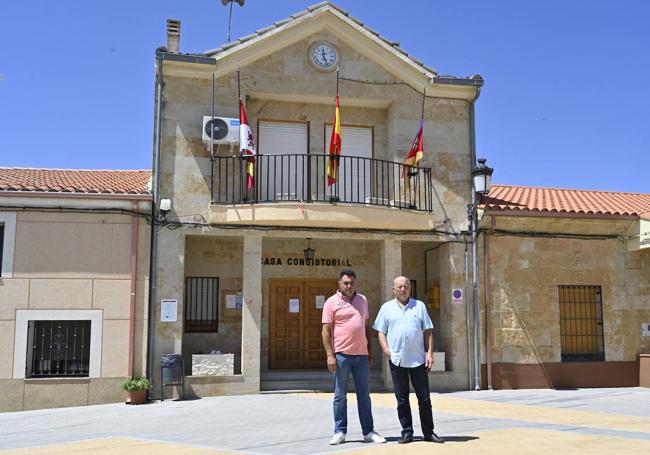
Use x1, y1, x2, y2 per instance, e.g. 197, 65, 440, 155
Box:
202, 116, 240, 144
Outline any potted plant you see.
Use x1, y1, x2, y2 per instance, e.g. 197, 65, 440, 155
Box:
121, 376, 150, 405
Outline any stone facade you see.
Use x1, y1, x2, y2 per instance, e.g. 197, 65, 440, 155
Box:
479, 213, 650, 388
152, 4, 478, 398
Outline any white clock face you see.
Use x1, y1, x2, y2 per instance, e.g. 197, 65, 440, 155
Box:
312, 43, 337, 69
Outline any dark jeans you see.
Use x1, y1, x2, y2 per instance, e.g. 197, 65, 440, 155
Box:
389, 362, 434, 438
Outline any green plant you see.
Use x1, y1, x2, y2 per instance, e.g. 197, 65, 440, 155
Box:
121, 376, 151, 391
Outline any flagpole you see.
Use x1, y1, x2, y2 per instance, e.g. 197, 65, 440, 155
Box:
237, 65, 241, 101
412, 88, 426, 208
237, 65, 247, 199
210, 73, 216, 202
336, 66, 340, 96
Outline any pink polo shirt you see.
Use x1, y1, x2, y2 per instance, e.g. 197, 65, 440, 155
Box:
322, 291, 369, 355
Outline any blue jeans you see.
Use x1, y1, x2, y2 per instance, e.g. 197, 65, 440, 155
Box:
389, 362, 434, 438
333, 353, 374, 435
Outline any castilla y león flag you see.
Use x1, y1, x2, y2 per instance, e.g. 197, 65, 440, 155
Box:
326, 95, 342, 186
239, 100, 256, 189
402, 119, 423, 178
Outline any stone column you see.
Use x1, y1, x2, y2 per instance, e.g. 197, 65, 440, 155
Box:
241, 234, 262, 391
152, 229, 185, 399
380, 239, 402, 389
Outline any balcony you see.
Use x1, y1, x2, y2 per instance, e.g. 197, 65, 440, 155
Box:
210, 154, 433, 212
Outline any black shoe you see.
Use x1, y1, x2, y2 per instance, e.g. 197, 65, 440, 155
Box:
424, 432, 444, 443
398, 435, 413, 444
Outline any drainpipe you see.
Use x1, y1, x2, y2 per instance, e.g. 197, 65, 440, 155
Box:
464, 240, 472, 390
484, 215, 495, 390
128, 200, 140, 377
146, 48, 165, 392
469, 80, 482, 391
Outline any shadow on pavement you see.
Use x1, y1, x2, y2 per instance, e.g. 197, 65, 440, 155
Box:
439, 436, 480, 442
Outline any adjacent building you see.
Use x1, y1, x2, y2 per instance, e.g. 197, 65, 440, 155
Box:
0, 168, 151, 411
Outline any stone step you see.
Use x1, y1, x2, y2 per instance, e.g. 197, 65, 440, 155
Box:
261, 369, 385, 392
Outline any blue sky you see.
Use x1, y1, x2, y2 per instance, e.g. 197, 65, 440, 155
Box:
1, 1, 648, 193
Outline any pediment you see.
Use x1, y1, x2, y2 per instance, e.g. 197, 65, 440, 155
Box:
164, 2, 479, 100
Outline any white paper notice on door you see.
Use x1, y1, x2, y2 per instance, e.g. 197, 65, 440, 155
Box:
315, 295, 325, 309
289, 299, 300, 313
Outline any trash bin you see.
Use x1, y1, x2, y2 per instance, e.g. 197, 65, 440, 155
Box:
160, 354, 185, 401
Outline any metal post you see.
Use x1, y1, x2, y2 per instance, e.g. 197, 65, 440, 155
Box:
465, 240, 472, 390
471, 195, 481, 391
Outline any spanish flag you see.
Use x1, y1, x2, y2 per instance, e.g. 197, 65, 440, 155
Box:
402, 119, 423, 178
327, 95, 342, 186
239, 100, 256, 189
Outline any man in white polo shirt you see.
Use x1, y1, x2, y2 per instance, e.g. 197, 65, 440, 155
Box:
373, 275, 444, 444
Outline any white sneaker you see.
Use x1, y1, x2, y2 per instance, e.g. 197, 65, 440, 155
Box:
329, 432, 346, 445
363, 431, 386, 443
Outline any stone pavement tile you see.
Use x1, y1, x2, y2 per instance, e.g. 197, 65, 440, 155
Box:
451, 388, 650, 417
302, 393, 650, 434
336, 428, 650, 455
0, 437, 239, 455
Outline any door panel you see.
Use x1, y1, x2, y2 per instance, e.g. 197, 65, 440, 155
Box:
304, 280, 337, 368
269, 279, 337, 369
269, 282, 303, 369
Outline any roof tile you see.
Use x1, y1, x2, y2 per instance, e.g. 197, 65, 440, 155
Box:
483, 184, 650, 219
0, 168, 152, 196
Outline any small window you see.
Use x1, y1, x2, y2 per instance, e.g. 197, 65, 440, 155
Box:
0, 212, 16, 278
185, 277, 219, 333
559, 285, 605, 362
26, 320, 91, 377
0, 224, 4, 273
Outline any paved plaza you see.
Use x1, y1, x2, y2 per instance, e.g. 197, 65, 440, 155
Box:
1, 387, 650, 454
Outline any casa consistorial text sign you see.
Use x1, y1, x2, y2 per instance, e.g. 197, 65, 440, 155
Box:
261, 257, 352, 267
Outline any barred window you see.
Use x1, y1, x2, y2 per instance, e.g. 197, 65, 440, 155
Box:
185, 277, 219, 333
559, 285, 605, 362
27, 320, 91, 377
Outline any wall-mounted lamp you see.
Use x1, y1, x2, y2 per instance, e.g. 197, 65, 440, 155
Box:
471, 158, 494, 195
159, 198, 172, 223
304, 238, 315, 261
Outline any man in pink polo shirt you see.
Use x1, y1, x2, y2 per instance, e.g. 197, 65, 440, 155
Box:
321, 269, 386, 445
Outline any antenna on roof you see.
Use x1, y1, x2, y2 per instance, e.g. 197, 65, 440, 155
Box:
222, 0, 245, 43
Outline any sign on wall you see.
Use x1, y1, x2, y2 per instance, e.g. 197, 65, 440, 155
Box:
451, 289, 463, 304
160, 299, 178, 322
262, 257, 352, 267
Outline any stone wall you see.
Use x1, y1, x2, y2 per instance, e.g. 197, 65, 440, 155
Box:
481, 214, 650, 370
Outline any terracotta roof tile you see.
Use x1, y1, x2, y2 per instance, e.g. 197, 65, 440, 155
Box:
0, 168, 152, 195
484, 184, 650, 220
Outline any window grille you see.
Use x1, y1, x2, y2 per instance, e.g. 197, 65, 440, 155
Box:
559, 285, 605, 362
185, 277, 219, 333
28, 320, 91, 377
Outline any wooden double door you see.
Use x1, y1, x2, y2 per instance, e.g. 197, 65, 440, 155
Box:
269, 279, 337, 369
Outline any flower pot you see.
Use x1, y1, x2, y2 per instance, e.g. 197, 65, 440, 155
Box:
125, 389, 147, 405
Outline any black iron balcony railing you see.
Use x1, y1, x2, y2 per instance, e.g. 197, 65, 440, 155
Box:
211, 154, 433, 212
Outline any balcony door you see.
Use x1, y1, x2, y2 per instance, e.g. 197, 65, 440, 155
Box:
324, 125, 373, 203
258, 121, 308, 202
269, 278, 337, 369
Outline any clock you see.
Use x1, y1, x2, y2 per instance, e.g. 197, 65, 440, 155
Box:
309, 42, 339, 71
